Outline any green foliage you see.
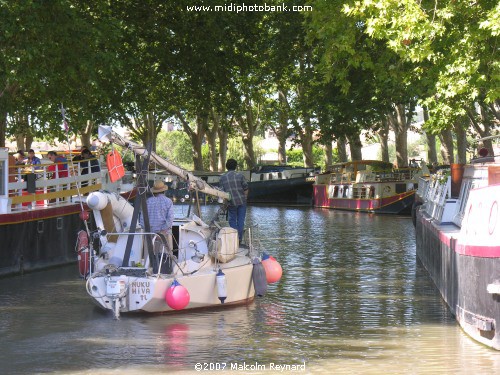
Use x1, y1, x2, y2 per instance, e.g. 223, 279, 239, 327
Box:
2, 0, 497, 159
342, 0, 499, 131
286, 145, 325, 169
227, 136, 265, 170
156, 131, 194, 170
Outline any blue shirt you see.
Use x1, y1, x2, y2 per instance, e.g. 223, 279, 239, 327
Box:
219, 170, 249, 206
140, 194, 174, 233
27, 156, 41, 165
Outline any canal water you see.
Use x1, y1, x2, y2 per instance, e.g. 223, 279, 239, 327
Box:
1, 206, 499, 374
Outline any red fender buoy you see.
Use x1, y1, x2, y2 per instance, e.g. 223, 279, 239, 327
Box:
77, 230, 90, 277
262, 253, 283, 284
165, 279, 190, 310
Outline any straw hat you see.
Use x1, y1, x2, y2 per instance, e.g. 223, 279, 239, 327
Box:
151, 180, 168, 193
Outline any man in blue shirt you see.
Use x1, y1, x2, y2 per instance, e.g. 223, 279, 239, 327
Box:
26, 149, 41, 166
140, 180, 174, 252
219, 159, 249, 244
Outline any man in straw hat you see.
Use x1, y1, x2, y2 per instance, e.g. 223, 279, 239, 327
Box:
140, 180, 174, 252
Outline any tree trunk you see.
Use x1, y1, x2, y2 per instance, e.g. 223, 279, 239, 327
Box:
337, 136, 348, 162
237, 97, 260, 169
205, 130, 217, 171
272, 123, 288, 165
425, 131, 437, 166
128, 112, 162, 153
192, 114, 207, 170
0, 112, 6, 147
217, 128, 228, 172
80, 120, 94, 148
324, 141, 333, 170
439, 129, 454, 165
377, 118, 390, 162
206, 110, 220, 172
276, 89, 291, 164
388, 104, 409, 168
348, 133, 362, 161
423, 107, 438, 165
25, 134, 33, 151
14, 114, 31, 151
467, 104, 494, 156
454, 119, 468, 164
15, 134, 25, 151
177, 111, 206, 171
300, 118, 314, 167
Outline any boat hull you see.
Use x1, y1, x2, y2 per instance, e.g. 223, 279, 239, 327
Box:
87, 261, 256, 313
313, 184, 415, 214
0, 189, 137, 278
0, 205, 85, 277
247, 177, 314, 206
415, 185, 500, 350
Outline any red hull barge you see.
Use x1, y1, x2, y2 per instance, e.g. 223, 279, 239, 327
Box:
0, 147, 135, 277
313, 160, 423, 214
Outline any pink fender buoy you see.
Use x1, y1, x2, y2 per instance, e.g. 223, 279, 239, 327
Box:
262, 253, 282, 284
165, 279, 190, 310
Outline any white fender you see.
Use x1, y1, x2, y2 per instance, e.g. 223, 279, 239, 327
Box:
87, 191, 136, 231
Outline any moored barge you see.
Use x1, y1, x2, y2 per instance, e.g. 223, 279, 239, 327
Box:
415, 145, 500, 349
0, 148, 134, 277
314, 160, 424, 214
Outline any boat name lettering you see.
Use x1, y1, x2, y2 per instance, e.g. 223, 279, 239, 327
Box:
131, 281, 151, 295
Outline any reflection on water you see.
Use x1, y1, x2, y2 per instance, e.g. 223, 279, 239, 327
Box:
1, 206, 499, 374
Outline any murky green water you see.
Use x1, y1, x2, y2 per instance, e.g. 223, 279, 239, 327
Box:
1, 206, 499, 374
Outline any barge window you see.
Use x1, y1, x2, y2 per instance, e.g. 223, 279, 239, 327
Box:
369, 186, 375, 198
395, 183, 406, 194
37, 220, 44, 234
56, 217, 63, 230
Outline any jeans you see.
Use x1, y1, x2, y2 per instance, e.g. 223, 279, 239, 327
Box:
227, 204, 247, 243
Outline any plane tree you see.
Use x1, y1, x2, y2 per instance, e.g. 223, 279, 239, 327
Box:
308, 0, 430, 167
0, 0, 123, 148
344, 0, 500, 157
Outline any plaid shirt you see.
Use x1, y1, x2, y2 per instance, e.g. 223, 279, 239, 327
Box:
140, 194, 174, 233
219, 170, 248, 206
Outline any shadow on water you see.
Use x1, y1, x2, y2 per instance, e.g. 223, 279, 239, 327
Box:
1, 206, 500, 374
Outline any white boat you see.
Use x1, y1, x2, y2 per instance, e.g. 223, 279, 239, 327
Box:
415, 137, 500, 349
81, 126, 281, 318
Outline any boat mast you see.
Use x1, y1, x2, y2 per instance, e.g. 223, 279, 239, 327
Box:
98, 126, 230, 201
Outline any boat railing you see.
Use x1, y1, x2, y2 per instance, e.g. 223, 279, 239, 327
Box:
424, 176, 451, 222
393, 168, 420, 181
417, 176, 430, 199
2, 159, 103, 212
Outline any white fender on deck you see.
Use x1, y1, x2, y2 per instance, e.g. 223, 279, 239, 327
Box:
108, 192, 135, 230
88, 190, 145, 267
87, 191, 109, 211
87, 191, 136, 231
